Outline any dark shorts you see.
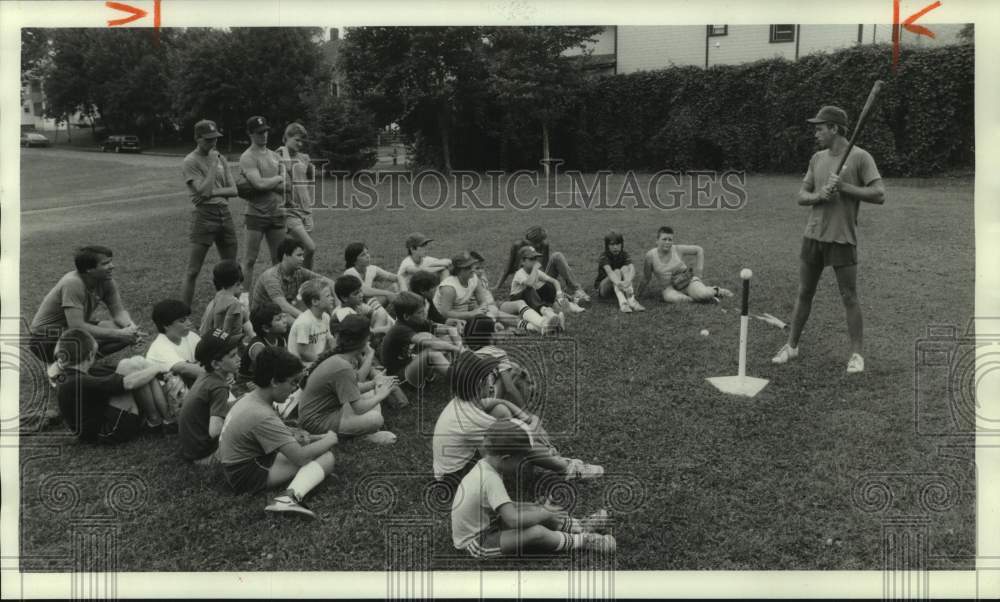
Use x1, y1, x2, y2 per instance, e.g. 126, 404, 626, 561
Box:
800, 237, 857, 268
510, 283, 557, 312
223, 452, 277, 494
245, 213, 287, 232
92, 406, 143, 445
190, 204, 238, 247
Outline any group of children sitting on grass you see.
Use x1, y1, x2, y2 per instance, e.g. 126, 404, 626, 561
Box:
39, 224, 733, 558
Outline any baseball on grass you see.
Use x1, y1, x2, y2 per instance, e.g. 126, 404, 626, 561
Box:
740, 268, 753, 280
700, 329, 710, 337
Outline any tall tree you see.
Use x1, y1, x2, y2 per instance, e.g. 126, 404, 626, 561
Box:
484, 26, 603, 176
172, 28, 328, 150
339, 26, 487, 173
41, 28, 174, 143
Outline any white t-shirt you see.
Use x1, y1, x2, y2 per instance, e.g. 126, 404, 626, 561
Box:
451, 459, 512, 549
145, 331, 201, 373
432, 397, 498, 479
397, 255, 443, 292
332, 306, 357, 322
344, 265, 377, 289
510, 267, 544, 296
287, 310, 331, 359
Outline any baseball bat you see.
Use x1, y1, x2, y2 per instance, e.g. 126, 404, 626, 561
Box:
835, 80, 885, 175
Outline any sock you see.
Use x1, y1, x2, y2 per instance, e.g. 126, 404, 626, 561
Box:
288, 460, 325, 501
559, 516, 582, 533
613, 286, 628, 306
554, 532, 573, 552
519, 307, 545, 328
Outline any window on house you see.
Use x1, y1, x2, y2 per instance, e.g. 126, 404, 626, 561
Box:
708, 25, 728, 37
770, 24, 796, 43
30, 80, 41, 93
24, 106, 31, 113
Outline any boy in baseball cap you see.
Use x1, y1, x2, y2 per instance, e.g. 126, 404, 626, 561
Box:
397, 232, 451, 291
180, 119, 239, 308
178, 329, 242, 464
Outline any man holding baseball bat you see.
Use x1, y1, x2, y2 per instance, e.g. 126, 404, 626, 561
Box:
772, 103, 886, 374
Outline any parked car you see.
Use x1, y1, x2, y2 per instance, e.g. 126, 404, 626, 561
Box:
20, 132, 50, 148
100, 135, 141, 153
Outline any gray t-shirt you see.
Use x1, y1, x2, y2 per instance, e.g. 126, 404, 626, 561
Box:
297, 355, 360, 434
802, 146, 881, 246
218, 392, 295, 464
238, 146, 284, 217
182, 149, 232, 206
30, 271, 122, 334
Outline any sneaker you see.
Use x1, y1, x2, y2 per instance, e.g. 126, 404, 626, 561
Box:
580, 509, 611, 534
627, 297, 646, 312
572, 289, 591, 303
265, 490, 316, 519
565, 300, 586, 314
365, 431, 398, 445
619, 302, 633, 314
565, 459, 604, 480
771, 343, 799, 365
580, 532, 616, 553
715, 287, 734, 298
846, 353, 865, 374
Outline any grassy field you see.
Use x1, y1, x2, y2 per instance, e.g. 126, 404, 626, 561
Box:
16, 148, 975, 571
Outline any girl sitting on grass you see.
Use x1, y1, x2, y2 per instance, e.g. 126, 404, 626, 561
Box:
595, 230, 645, 313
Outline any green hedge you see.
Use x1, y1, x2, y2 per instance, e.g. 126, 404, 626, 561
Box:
419, 43, 973, 177
563, 43, 973, 176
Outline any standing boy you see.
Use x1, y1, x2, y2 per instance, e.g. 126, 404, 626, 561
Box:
771, 105, 885, 374
239, 115, 287, 293
180, 119, 239, 307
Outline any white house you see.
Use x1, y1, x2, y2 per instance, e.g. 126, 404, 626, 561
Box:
568, 24, 968, 74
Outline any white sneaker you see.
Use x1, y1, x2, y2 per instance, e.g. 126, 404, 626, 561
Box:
365, 431, 398, 445
619, 302, 633, 314
581, 532, 616, 553
627, 297, 646, 312
572, 289, 591, 303
565, 458, 604, 480
846, 353, 865, 374
771, 343, 799, 365
264, 490, 316, 519
565, 300, 586, 314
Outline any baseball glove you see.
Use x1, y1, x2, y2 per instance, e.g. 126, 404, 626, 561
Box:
671, 266, 694, 291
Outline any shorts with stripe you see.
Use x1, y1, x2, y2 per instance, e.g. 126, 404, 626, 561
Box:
463, 521, 503, 559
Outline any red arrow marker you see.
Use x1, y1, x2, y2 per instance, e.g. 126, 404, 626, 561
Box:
903, 0, 942, 38
106, 1, 147, 27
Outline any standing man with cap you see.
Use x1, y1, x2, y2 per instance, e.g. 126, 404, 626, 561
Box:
180, 119, 239, 307
239, 116, 287, 294
771, 105, 885, 374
